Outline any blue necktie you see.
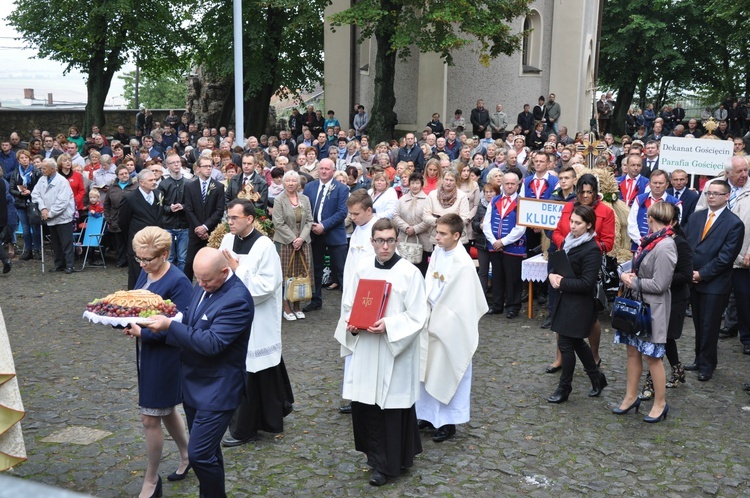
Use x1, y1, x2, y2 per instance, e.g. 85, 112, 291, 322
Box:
201, 181, 207, 203
729, 187, 737, 210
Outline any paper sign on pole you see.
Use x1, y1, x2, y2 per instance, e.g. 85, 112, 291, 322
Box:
659, 136, 733, 176
516, 197, 568, 230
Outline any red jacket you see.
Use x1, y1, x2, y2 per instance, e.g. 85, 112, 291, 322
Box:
60, 170, 86, 210
552, 200, 615, 252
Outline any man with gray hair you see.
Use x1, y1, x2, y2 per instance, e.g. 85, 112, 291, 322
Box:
188, 137, 211, 168
31, 158, 76, 273
119, 169, 164, 288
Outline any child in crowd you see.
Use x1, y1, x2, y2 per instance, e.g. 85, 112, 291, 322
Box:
88, 189, 104, 218
268, 167, 285, 206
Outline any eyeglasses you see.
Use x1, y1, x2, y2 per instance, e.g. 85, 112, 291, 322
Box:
705, 191, 729, 197
134, 255, 158, 264
227, 215, 249, 222
372, 238, 397, 246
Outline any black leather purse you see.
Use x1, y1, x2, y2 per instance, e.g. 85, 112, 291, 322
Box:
611, 279, 652, 339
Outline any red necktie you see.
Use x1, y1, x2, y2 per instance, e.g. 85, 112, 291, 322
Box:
626, 178, 634, 202
502, 196, 511, 216
534, 179, 542, 198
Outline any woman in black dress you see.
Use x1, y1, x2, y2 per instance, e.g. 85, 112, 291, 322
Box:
546, 205, 608, 403
126, 227, 193, 498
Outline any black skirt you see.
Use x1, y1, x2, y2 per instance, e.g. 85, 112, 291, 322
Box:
351, 402, 422, 476
228, 357, 295, 439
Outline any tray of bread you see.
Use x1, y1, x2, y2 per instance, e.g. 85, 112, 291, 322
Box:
83, 289, 182, 327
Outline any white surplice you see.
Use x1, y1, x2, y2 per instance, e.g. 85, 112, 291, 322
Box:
335, 256, 427, 409
416, 244, 487, 423
220, 232, 283, 373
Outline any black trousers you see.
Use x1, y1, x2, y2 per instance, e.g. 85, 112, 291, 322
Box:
185, 233, 209, 282
691, 289, 729, 375
732, 269, 750, 346
310, 235, 346, 307
109, 230, 128, 265
48, 222, 75, 270
557, 334, 597, 390
487, 251, 522, 312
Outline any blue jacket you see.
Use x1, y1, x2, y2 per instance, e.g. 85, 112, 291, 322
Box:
165, 274, 254, 411
487, 194, 526, 256
0, 150, 18, 180
304, 179, 349, 246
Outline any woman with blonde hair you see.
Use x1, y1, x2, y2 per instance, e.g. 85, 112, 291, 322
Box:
457, 163, 481, 248
368, 172, 398, 219
424, 168, 471, 247
422, 158, 442, 195
125, 226, 192, 497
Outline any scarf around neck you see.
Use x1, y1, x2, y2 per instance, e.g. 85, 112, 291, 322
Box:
563, 231, 595, 253
437, 185, 457, 209
633, 225, 674, 275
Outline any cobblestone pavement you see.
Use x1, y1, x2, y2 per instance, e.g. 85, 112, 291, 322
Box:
4, 256, 750, 497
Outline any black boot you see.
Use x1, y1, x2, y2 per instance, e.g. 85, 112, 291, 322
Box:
20, 251, 32, 261
588, 370, 608, 397
33, 250, 42, 260
547, 385, 571, 403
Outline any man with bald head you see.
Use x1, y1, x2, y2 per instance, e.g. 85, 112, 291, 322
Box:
302, 158, 349, 311
127, 247, 253, 498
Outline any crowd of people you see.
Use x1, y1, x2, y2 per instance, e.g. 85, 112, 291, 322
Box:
2, 98, 750, 495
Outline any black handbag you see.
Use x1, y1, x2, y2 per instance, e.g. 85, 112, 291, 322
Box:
27, 202, 42, 225
611, 279, 652, 339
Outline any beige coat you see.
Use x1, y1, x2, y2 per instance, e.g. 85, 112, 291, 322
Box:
394, 190, 432, 252
272, 191, 313, 245
423, 188, 471, 245
632, 237, 677, 344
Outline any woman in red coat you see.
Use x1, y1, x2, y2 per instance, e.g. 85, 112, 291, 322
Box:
57, 154, 86, 212
548, 174, 615, 371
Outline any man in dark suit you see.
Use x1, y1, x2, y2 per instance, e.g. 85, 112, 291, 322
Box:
302, 158, 348, 312
184, 156, 226, 281
127, 247, 253, 498
685, 179, 745, 381
667, 169, 699, 228
119, 170, 164, 289
470, 99, 490, 138
224, 153, 268, 210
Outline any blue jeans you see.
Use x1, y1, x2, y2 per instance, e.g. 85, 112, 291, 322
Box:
17, 208, 41, 252
168, 228, 189, 272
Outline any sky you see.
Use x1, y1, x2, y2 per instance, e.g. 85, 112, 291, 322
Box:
0, 3, 132, 107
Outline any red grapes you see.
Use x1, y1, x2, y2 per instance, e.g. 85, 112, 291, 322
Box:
86, 298, 177, 318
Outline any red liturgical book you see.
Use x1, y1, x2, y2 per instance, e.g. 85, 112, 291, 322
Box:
348, 279, 392, 330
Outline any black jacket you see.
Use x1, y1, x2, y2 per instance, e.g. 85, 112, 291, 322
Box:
184, 178, 226, 235
8, 167, 43, 209
224, 172, 268, 211
550, 239, 600, 338
158, 175, 192, 229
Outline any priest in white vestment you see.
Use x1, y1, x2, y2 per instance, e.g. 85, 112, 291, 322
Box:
416, 213, 488, 442
334, 218, 428, 486
220, 199, 294, 447
338, 190, 378, 414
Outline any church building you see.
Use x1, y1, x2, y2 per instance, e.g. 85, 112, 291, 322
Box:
324, 0, 600, 136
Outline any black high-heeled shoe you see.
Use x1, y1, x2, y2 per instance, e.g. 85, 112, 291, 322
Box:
547, 386, 571, 403
643, 403, 669, 423
612, 398, 641, 415
147, 476, 162, 498
167, 463, 191, 481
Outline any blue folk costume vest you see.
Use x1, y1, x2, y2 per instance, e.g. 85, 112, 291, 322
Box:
630, 192, 681, 251
524, 174, 558, 200
488, 195, 526, 256
618, 174, 649, 207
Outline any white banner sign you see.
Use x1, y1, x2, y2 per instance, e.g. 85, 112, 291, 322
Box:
659, 136, 733, 176
516, 198, 567, 230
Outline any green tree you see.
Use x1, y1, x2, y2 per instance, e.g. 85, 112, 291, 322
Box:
186, 0, 327, 138
599, 0, 747, 133
7, 0, 186, 132
329, 0, 530, 142
119, 71, 188, 109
